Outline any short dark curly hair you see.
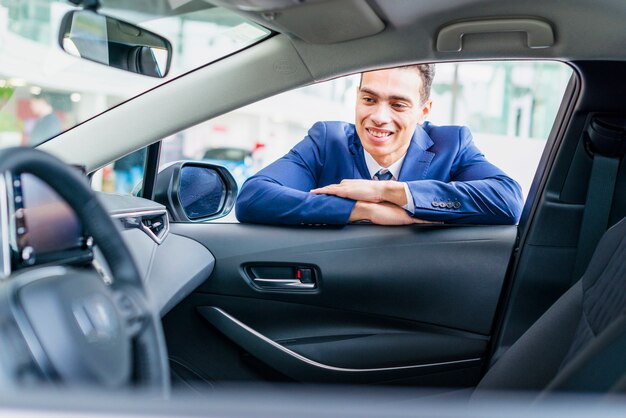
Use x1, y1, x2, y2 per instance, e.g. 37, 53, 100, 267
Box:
402, 64, 435, 104
360, 64, 436, 104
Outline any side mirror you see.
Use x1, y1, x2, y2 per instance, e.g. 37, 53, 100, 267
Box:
154, 161, 238, 222
58, 10, 172, 78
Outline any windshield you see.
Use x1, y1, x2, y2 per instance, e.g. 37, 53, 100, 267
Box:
0, 0, 270, 147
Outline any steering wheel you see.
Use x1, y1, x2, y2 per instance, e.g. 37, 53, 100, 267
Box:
0, 147, 169, 394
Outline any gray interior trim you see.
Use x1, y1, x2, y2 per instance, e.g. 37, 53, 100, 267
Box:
250, 0, 385, 44
119, 228, 155, 283
149, 234, 214, 316
99, 194, 214, 317
97, 193, 167, 216
117, 228, 215, 317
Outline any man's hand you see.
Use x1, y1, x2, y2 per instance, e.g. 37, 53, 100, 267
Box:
311, 179, 408, 206
348, 201, 435, 225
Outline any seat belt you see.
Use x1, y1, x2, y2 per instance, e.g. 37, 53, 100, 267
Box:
572, 117, 625, 282
572, 154, 620, 280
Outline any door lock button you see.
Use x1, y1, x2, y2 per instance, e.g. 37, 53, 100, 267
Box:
297, 268, 314, 284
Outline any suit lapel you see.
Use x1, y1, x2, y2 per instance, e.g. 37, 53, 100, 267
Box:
348, 129, 372, 179
398, 125, 435, 181
349, 124, 435, 181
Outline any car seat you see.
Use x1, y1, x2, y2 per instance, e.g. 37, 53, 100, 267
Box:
473, 215, 626, 397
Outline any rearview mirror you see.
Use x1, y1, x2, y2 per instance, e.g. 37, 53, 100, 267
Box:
58, 10, 172, 78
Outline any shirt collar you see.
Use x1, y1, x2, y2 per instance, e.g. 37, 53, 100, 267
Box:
363, 150, 406, 180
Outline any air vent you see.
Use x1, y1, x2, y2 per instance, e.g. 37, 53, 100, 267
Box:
114, 210, 169, 244
139, 212, 168, 244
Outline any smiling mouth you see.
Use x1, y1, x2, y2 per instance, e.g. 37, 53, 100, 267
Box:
366, 128, 393, 139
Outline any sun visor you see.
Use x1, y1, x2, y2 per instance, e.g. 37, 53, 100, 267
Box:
211, 0, 385, 44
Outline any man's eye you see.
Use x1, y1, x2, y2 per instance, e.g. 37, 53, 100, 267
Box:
362, 97, 375, 103
392, 103, 408, 109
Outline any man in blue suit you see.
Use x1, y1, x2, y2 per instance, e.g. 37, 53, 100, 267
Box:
236, 65, 523, 225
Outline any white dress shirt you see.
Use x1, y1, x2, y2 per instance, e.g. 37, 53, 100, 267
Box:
363, 151, 416, 213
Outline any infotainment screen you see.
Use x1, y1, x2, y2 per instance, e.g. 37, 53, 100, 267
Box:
13, 173, 88, 267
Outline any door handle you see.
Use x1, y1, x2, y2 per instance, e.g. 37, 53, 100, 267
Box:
252, 278, 315, 289
244, 264, 318, 291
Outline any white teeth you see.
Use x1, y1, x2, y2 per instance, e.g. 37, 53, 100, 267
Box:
367, 128, 391, 138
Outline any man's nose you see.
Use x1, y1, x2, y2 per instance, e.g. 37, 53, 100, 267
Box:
370, 103, 391, 125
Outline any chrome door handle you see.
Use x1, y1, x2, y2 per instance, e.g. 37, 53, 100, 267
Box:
252, 278, 316, 289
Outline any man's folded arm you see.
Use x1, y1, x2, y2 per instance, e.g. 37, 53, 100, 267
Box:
406, 175, 523, 224
236, 176, 355, 225
236, 124, 356, 225
405, 126, 523, 224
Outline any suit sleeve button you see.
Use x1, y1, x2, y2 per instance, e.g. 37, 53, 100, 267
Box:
446, 201, 453, 208
431, 201, 439, 207
453, 202, 461, 209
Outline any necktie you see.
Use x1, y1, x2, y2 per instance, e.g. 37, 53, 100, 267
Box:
374, 169, 393, 181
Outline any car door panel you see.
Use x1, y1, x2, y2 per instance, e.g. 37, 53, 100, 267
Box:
165, 223, 516, 386
198, 305, 484, 383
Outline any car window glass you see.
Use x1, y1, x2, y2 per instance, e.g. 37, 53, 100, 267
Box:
428, 62, 572, 198
150, 61, 572, 222
0, 0, 270, 148
92, 148, 147, 195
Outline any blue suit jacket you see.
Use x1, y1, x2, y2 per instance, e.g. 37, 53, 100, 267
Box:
236, 121, 523, 225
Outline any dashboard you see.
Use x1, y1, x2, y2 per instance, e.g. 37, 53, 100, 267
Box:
1, 173, 215, 317
96, 192, 215, 316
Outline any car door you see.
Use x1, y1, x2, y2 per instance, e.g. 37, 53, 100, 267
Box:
163, 222, 516, 387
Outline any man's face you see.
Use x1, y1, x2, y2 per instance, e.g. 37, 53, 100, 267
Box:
355, 68, 432, 167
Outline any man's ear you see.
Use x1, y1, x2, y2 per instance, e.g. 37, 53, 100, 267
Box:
418, 99, 433, 124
